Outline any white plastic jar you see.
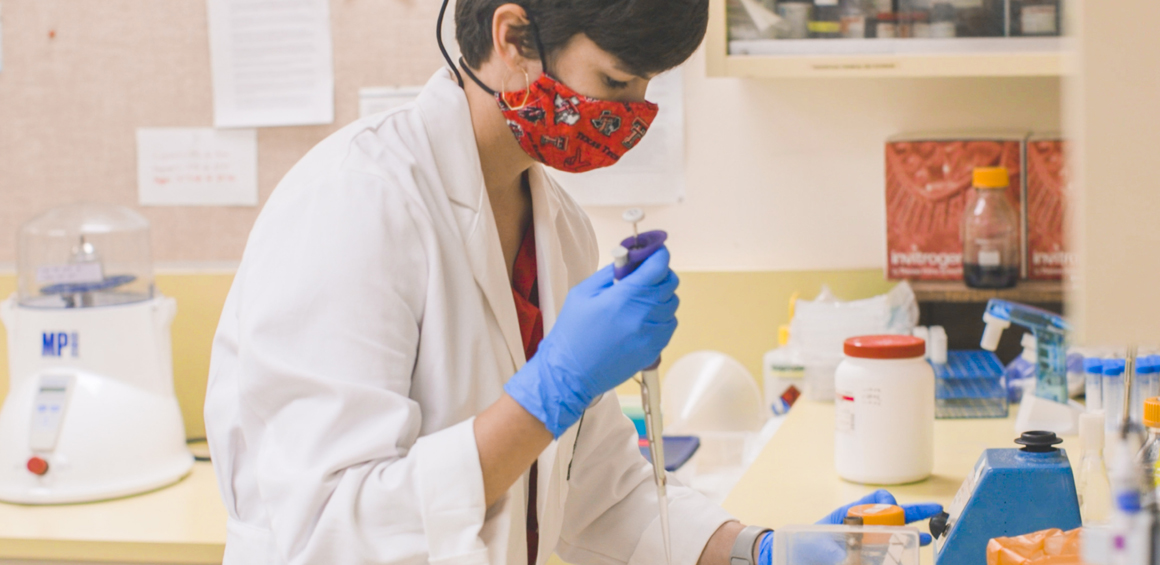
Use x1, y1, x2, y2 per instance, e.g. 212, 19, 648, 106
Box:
835, 335, 935, 485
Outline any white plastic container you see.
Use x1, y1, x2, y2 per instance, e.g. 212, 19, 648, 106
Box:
835, 335, 935, 485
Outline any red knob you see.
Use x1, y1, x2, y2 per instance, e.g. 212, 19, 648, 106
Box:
26, 456, 49, 476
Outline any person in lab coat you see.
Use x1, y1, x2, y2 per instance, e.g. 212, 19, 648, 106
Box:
203, 1, 942, 564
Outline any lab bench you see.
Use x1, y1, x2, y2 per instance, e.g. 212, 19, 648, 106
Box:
721, 399, 1077, 565
0, 403, 1072, 565
0, 462, 226, 564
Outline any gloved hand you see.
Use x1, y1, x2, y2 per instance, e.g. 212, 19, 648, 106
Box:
757, 490, 944, 565
817, 489, 943, 545
504, 247, 679, 437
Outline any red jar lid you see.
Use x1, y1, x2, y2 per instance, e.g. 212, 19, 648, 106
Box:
844, 335, 926, 359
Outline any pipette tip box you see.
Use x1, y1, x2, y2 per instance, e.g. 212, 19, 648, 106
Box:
933, 350, 1009, 419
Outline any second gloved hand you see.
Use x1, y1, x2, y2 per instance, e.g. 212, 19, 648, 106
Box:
505, 247, 679, 437
757, 490, 944, 565
817, 489, 943, 545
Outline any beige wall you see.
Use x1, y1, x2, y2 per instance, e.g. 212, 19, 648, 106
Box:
1066, 0, 1160, 346
0, 0, 1063, 438
0, 0, 443, 263
595, 50, 1062, 271
0, 1, 1060, 273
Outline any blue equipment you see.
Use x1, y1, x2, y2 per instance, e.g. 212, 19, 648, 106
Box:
981, 299, 1071, 404
929, 431, 1082, 565
981, 300, 1081, 434
934, 350, 1009, 419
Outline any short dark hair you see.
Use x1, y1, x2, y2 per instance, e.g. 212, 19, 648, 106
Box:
456, 0, 709, 77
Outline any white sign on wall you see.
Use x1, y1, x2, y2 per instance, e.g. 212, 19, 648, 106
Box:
206, 0, 335, 128
136, 128, 259, 207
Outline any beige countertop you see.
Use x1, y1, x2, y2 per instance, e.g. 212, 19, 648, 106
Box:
0, 460, 226, 564
721, 400, 1079, 564
0, 402, 1078, 564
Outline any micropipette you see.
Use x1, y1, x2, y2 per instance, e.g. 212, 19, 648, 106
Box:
613, 208, 671, 565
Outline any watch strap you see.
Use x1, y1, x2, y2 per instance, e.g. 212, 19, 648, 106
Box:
730, 525, 772, 565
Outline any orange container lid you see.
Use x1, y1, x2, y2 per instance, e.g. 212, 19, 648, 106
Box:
973, 167, 1010, 189
844, 335, 925, 359
1145, 397, 1160, 429
847, 504, 906, 526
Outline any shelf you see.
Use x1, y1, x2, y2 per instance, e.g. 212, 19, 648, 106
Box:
707, 0, 1069, 78
909, 279, 1063, 303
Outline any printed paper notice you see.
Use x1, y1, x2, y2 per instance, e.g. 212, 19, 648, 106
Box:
136, 128, 258, 206
549, 67, 685, 206
207, 0, 335, 128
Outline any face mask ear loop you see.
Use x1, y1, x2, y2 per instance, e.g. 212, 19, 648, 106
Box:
459, 57, 499, 97
436, 0, 463, 88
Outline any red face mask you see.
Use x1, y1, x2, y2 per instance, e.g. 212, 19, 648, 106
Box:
461, 61, 659, 173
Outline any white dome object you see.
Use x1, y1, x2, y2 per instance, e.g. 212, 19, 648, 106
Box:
17, 203, 154, 308
662, 351, 765, 434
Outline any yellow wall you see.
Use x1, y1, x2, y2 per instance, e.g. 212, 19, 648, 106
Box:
0, 269, 893, 439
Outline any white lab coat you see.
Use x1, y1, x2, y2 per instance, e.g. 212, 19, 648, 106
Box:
204, 68, 734, 565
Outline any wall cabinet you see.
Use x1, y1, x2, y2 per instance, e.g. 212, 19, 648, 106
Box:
708, 0, 1066, 77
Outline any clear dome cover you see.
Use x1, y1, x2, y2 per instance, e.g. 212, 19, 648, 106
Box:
17, 203, 154, 308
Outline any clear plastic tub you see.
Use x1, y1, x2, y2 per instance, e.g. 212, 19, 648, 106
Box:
662, 351, 765, 434
17, 203, 154, 308
771, 524, 920, 565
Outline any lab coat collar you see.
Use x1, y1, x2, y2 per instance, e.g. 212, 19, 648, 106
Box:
415, 69, 566, 372
418, 69, 575, 564
416, 68, 486, 213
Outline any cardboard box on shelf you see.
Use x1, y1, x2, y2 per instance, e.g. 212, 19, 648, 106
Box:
1024, 134, 1073, 280
885, 132, 1025, 281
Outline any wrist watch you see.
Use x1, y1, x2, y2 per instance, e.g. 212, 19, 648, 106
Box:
730, 525, 772, 565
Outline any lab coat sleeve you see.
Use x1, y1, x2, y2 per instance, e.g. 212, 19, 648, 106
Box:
555, 393, 736, 565
231, 167, 489, 564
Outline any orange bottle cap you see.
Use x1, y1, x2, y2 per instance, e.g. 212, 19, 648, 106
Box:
1145, 397, 1160, 429
847, 503, 906, 526
973, 167, 1010, 189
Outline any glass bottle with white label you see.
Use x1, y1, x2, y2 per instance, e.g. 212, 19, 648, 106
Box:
961, 167, 1020, 289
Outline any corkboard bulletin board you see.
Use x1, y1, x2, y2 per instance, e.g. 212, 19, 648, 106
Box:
0, 0, 447, 264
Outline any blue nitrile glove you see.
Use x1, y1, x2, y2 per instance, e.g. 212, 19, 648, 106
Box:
757, 490, 944, 565
504, 247, 679, 437
818, 489, 943, 545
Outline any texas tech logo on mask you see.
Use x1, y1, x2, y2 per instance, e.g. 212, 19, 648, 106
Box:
591, 110, 622, 137
553, 94, 582, 126
518, 106, 545, 124
494, 73, 658, 173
